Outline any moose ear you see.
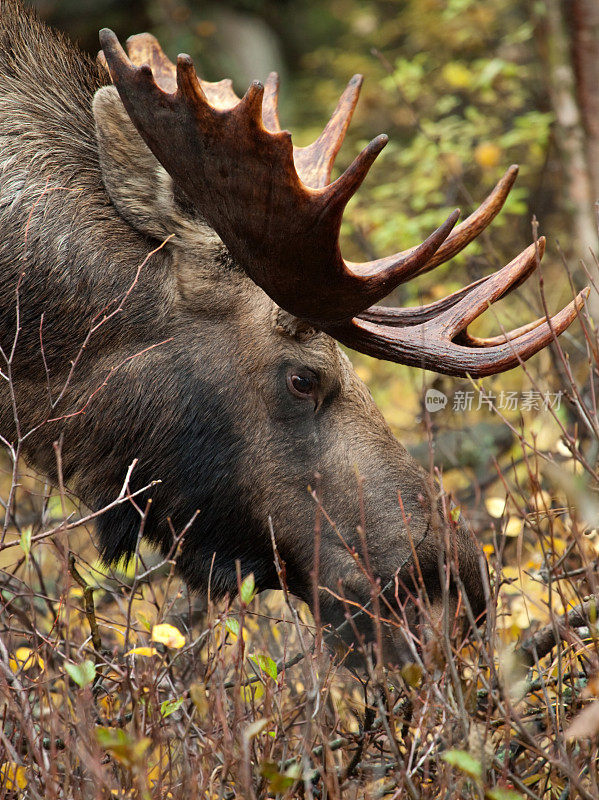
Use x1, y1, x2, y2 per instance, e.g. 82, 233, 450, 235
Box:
93, 86, 174, 239
93, 85, 218, 248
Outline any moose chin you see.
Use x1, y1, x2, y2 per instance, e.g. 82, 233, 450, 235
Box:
0, 1, 586, 666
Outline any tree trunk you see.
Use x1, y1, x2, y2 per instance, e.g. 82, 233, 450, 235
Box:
539, 0, 599, 317
570, 0, 599, 203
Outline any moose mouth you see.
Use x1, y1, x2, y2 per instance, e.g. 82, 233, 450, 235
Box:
313, 516, 488, 670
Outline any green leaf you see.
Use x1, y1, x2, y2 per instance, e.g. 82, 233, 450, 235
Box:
96, 727, 128, 748
19, 526, 31, 561
249, 654, 278, 681
65, 660, 96, 688
486, 789, 525, 800
260, 761, 302, 793
240, 573, 256, 605
442, 749, 482, 780
225, 618, 240, 638
160, 697, 184, 718
136, 612, 152, 632
46, 495, 65, 519
450, 505, 461, 523
96, 727, 150, 768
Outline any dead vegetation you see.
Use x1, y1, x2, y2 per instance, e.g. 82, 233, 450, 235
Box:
0, 258, 598, 799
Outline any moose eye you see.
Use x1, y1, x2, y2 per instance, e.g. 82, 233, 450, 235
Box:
286, 370, 318, 401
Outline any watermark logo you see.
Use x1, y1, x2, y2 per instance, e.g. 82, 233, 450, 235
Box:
425, 388, 448, 412
452, 390, 562, 412
424, 388, 563, 413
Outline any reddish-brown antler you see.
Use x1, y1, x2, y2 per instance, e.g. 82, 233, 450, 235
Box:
99, 32, 363, 188
333, 239, 588, 376
99, 30, 588, 377
100, 29, 460, 324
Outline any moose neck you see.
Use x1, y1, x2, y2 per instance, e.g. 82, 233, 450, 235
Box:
0, 3, 273, 594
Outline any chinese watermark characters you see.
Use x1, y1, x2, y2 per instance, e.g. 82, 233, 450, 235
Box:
424, 388, 562, 413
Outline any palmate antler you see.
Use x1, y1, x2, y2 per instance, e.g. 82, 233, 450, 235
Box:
99, 30, 588, 377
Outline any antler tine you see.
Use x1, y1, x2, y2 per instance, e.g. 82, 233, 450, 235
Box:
402, 165, 519, 279
237, 80, 265, 123
440, 238, 546, 337
359, 240, 550, 327
100, 29, 170, 105
294, 74, 364, 188
125, 33, 177, 92
330, 234, 588, 377
324, 134, 389, 207
360, 275, 490, 327
263, 72, 363, 186
456, 317, 550, 347
176, 54, 212, 109
97, 48, 110, 75
357, 237, 545, 329
120, 30, 241, 109
330, 288, 588, 377
346, 209, 460, 286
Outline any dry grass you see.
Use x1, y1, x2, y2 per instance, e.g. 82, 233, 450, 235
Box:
1, 264, 598, 799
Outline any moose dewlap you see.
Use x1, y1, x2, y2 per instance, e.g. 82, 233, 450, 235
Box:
0, 0, 585, 664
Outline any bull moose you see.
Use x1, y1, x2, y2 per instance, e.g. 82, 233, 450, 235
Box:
0, 0, 587, 664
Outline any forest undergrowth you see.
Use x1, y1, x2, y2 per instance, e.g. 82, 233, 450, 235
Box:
0, 252, 598, 799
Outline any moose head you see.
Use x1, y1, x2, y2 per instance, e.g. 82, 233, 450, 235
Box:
0, 2, 586, 666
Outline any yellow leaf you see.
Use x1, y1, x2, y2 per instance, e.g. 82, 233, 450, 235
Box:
504, 517, 523, 538
222, 617, 248, 644
151, 623, 185, 649
510, 601, 532, 631
107, 624, 133, 644
271, 625, 282, 642
190, 682, 209, 715
147, 745, 169, 786
125, 646, 159, 657
241, 682, 264, 703
99, 694, 119, 715
474, 142, 501, 169
12, 647, 42, 671
584, 673, 599, 698
47, 692, 63, 710
0, 762, 27, 790
485, 497, 506, 518
529, 490, 552, 512
401, 661, 423, 688
442, 62, 473, 89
